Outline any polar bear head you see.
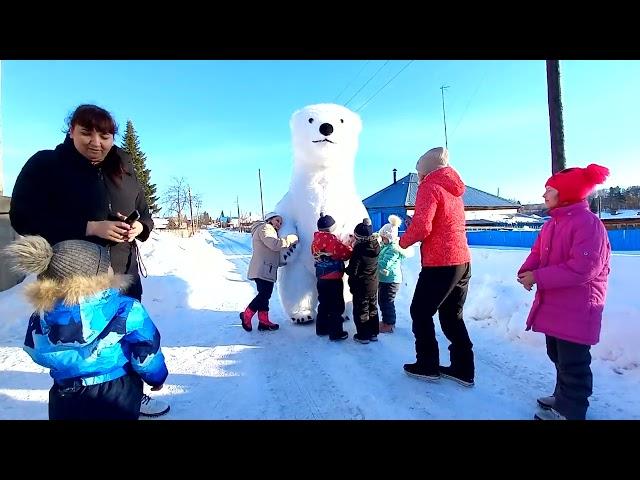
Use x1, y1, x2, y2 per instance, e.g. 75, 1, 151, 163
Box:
290, 103, 362, 170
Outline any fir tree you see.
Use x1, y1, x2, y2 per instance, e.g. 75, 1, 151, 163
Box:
120, 120, 160, 214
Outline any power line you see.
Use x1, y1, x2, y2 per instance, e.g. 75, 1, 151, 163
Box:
344, 60, 390, 107
334, 60, 371, 103
354, 61, 414, 112
258, 168, 265, 220
450, 63, 491, 139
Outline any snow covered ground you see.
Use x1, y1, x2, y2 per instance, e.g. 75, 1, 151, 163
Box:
1, 229, 637, 419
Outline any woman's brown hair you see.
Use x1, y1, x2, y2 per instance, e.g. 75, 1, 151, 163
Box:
66, 104, 129, 183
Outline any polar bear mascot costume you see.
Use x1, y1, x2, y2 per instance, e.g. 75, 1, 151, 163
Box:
274, 103, 369, 324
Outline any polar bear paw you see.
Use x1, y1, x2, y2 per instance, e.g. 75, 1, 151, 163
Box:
280, 242, 298, 266
291, 314, 314, 325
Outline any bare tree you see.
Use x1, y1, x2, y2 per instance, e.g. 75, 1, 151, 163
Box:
164, 177, 190, 228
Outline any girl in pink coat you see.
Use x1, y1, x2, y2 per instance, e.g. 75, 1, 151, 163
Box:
517, 164, 610, 420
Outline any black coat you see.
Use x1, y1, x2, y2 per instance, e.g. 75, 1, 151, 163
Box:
345, 238, 380, 296
10, 136, 153, 296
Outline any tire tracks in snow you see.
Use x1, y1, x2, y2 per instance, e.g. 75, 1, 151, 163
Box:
210, 230, 366, 419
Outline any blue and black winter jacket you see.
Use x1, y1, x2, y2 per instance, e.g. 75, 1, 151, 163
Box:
23, 274, 168, 388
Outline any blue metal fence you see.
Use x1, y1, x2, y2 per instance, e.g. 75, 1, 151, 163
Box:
466, 229, 640, 252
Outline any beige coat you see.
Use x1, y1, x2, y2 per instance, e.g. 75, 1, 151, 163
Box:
247, 221, 293, 282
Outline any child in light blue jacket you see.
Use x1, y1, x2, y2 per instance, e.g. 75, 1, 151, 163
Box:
377, 215, 413, 333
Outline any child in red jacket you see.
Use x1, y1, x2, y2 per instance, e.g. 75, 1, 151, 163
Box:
311, 213, 353, 341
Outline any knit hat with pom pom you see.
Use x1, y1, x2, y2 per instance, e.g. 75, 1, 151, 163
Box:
379, 214, 402, 241
354, 218, 373, 239
545, 164, 610, 204
3, 236, 110, 280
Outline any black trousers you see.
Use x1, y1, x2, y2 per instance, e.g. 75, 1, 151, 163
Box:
545, 335, 592, 420
248, 278, 275, 312
316, 279, 346, 336
352, 288, 379, 339
49, 373, 143, 420
410, 263, 473, 376
378, 282, 400, 325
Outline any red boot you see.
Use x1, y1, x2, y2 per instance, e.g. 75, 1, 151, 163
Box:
239, 307, 255, 332
258, 311, 279, 331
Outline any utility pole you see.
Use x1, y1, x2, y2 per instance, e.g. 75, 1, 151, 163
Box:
188, 186, 194, 235
194, 196, 202, 231
440, 85, 450, 149
258, 169, 265, 220
546, 60, 566, 174
598, 195, 602, 219
237, 196, 240, 231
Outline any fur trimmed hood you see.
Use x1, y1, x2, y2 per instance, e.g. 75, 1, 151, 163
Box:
24, 274, 133, 312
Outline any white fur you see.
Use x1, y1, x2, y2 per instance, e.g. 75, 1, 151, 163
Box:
3, 235, 53, 275
388, 214, 402, 227
274, 104, 369, 321
379, 214, 403, 241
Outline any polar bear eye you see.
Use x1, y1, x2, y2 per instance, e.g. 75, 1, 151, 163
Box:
308, 118, 314, 124
340, 119, 344, 123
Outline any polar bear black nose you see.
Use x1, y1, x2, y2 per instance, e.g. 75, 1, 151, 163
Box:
319, 123, 334, 136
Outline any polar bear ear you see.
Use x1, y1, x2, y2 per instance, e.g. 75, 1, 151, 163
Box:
290, 108, 302, 129
345, 109, 362, 135
290, 106, 315, 129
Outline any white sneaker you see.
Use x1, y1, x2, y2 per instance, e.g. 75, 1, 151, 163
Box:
139, 394, 170, 417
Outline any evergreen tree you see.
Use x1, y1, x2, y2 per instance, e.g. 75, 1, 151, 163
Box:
120, 120, 160, 214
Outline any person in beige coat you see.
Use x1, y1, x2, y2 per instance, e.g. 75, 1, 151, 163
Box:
240, 211, 298, 332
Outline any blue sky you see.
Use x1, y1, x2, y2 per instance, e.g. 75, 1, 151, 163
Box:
2, 60, 638, 218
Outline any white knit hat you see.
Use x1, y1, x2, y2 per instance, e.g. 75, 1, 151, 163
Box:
264, 211, 282, 222
378, 214, 402, 241
416, 147, 449, 175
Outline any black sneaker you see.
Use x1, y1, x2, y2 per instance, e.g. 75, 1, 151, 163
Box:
369, 335, 378, 342
316, 323, 329, 336
403, 363, 440, 381
537, 395, 555, 410
534, 407, 566, 420
353, 333, 370, 344
439, 365, 474, 387
329, 331, 348, 341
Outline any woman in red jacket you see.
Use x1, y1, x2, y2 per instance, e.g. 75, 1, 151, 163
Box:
399, 147, 474, 387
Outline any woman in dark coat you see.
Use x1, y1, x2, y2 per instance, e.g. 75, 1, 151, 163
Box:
10, 104, 153, 300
